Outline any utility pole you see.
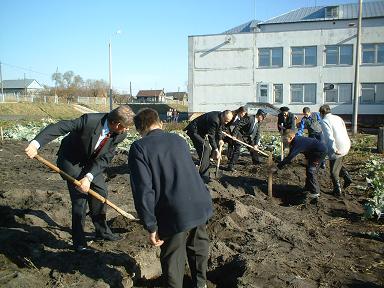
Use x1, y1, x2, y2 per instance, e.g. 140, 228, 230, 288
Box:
129, 81, 132, 102
108, 41, 113, 111
0, 61, 4, 98
352, 0, 363, 135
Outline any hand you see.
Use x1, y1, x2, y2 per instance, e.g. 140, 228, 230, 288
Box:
218, 140, 224, 147
270, 166, 278, 174
25, 143, 38, 159
253, 145, 259, 150
77, 177, 91, 193
149, 231, 164, 247
335, 150, 341, 155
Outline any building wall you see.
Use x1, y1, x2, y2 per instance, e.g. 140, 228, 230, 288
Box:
188, 18, 384, 116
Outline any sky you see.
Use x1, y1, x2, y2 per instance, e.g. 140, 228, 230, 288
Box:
0, 0, 362, 95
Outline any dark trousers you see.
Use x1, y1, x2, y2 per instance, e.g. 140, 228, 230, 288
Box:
160, 224, 209, 288
58, 156, 112, 247
330, 157, 343, 186
305, 153, 326, 196
187, 131, 211, 177
229, 135, 259, 166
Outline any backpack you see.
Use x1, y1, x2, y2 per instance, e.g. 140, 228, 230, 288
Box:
307, 112, 322, 135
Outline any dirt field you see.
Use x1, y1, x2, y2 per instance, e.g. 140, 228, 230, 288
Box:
0, 140, 383, 288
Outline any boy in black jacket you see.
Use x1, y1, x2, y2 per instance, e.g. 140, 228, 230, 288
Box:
275, 131, 327, 201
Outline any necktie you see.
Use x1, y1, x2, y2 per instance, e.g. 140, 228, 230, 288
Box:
93, 132, 111, 157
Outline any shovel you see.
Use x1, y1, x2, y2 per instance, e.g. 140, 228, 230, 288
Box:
34, 154, 137, 220
212, 142, 224, 179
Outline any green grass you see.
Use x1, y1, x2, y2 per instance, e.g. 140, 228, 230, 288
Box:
0, 103, 82, 128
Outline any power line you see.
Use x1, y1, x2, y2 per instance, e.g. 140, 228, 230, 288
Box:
1, 62, 51, 76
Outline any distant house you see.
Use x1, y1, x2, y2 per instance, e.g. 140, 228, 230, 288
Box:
165, 92, 188, 102
1, 79, 44, 94
136, 90, 165, 103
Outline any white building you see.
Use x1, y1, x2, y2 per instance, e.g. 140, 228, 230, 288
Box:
188, 1, 384, 123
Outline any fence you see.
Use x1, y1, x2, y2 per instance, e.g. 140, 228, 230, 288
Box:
0, 93, 107, 105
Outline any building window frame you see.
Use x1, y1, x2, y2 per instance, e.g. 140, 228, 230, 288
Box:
291, 46, 317, 66
362, 43, 384, 65
273, 84, 283, 103
324, 83, 352, 104
325, 44, 353, 66
258, 47, 283, 68
290, 83, 316, 104
361, 83, 384, 104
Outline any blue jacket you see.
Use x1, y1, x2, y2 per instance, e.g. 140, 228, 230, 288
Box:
278, 136, 327, 169
296, 112, 322, 137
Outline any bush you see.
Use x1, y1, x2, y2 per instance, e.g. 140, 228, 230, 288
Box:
363, 158, 384, 220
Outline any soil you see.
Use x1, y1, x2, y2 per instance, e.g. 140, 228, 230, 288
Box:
0, 140, 383, 288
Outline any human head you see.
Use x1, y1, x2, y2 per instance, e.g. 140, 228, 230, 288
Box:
236, 106, 247, 118
280, 106, 290, 117
303, 107, 311, 117
282, 130, 296, 146
221, 110, 234, 125
107, 105, 134, 134
133, 108, 163, 136
319, 104, 331, 118
256, 109, 267, 122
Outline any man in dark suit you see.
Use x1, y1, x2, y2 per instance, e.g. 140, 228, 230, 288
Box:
184, 110, 233, 181
228, 109, 267, 171
128, 108, 213, 288
25, 105, 133, 252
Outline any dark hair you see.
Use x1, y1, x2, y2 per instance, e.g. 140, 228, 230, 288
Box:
133, 108, 161, 134
235, 106, 246, 114
280, 106, 290, 112
107, 105, 134, 127
303, 107, 310, 113
256, 109, 267, 118
319, 104, 331, 115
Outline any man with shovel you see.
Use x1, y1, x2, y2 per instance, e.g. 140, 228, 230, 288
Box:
184, 110, 233, 182
128, 108, 213, 288
227, 109, 267, 171
25, 105, 133, 252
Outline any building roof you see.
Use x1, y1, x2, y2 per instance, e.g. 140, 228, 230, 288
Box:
1, 79, 41, 89
136, 90, 164, 97
223, 20, 261, 34
262, 1, 384, 25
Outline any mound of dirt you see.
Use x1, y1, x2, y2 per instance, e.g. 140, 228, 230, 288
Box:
0, 140, 383, 287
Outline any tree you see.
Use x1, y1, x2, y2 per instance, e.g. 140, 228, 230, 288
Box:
63, 71, 75, 88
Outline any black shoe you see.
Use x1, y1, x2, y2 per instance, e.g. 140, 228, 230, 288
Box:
201, 175, 211, 184
227, 165, 236, 172
320, 162, 326, 169
95, 233, 122, 241
343, 177, 352, 189
74, 245, 93, 253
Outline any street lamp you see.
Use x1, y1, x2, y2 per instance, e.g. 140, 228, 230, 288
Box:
108, 30, 121, 111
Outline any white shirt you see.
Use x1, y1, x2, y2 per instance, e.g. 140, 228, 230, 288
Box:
94, 121, 110, 150
321, 113, 351, 159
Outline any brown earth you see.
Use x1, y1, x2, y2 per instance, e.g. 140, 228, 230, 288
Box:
0, 140, 383, 288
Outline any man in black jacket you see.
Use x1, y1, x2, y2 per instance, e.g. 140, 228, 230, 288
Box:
276, 131, 327, 202
184, 110, 233, 179
129, 108, 213, 288
227, 109, 267, 171
277, 106, 296, 132
25, 105, 133, 252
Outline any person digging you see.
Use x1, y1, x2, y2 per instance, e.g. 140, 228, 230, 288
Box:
271, 130, 327, 204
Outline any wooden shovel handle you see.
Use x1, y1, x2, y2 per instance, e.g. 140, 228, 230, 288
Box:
222, 132, 269, 157
34, 154, 136, 220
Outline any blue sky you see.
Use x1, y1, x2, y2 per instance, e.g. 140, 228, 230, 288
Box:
1, 0, 359, 95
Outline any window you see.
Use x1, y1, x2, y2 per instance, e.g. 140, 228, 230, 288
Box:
326, 6, 339, 18
291, 46, 317, 66
324, 83, 352, 103
273, 84, 283, 103
325, 45, 353, 65
362, 43, 384, 64
361, 83, 384, 104
259, 47, 283, 67
290, 84, 316, 104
